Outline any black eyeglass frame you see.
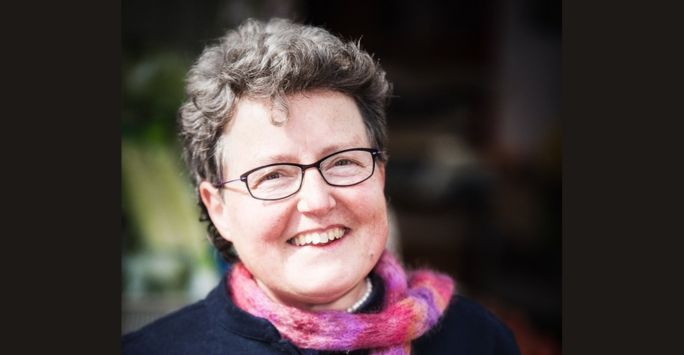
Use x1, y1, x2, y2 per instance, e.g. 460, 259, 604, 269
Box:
214, 147, 383, 201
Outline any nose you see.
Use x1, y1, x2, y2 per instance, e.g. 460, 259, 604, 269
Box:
296, 167, 336, 215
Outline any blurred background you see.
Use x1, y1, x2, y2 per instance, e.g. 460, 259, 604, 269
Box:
122, 0, 560, 354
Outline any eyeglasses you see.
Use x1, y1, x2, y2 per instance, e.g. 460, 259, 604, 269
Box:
214, 148, 382, 201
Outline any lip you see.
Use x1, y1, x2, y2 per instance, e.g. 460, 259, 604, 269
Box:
287, 225, 350, 247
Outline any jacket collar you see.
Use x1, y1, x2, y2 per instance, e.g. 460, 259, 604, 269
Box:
205, 265, 283, 343
204, 263, 385, 343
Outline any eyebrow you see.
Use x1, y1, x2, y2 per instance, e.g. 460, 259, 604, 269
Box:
252, 144, 350, 166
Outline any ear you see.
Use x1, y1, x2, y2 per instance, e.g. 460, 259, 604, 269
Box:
198, 180, 233, 242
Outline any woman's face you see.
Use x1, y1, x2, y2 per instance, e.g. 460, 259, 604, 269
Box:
200, 90, 388, 310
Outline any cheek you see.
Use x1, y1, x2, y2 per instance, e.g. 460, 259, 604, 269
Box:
350, 190, 389, 265
349, 180, 388, 233
225, 201, 292, 249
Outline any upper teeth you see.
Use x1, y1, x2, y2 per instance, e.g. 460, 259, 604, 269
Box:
291, 227, 345, 246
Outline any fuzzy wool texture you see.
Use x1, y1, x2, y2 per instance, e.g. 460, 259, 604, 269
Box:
229, 249, 455, 354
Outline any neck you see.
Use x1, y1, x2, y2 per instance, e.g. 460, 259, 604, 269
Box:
346, 277, 372, 313
254, 277, 371, 312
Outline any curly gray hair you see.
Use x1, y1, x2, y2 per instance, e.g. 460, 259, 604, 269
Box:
178, 18, 393, 262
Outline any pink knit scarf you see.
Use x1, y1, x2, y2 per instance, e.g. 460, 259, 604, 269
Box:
228, 249, 456, 354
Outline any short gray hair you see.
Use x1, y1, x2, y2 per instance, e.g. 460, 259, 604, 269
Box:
178, 18, 393, 262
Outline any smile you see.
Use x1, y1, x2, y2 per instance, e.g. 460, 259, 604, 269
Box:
289, 226, 347, 247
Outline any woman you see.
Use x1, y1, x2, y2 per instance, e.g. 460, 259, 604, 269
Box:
123, 18, 520, 354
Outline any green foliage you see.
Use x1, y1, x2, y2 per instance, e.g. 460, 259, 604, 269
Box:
122, 51, 190, 144
121, 51, 218, 298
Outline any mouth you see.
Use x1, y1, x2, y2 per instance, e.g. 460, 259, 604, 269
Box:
287, 226, 350, 247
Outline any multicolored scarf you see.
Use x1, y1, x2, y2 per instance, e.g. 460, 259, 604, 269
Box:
229, 249, 456, 354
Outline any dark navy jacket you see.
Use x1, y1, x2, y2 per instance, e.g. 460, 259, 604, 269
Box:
123, 271, 520, 355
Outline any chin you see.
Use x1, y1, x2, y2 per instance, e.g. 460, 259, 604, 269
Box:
288, 270, 357, 301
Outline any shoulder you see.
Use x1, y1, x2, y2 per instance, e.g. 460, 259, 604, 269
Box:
412, 295, 521, 355
121, 275, 284, 355
122, 300, 212, 355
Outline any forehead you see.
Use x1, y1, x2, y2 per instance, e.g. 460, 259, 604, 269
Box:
221, 91, 369, 170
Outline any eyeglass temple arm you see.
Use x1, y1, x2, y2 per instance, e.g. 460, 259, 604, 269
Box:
214, 177, 244, 188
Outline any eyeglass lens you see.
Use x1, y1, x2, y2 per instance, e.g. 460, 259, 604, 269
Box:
246, 149, 375, 200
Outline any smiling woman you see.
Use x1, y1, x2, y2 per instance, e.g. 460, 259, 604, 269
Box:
122, 18, 521, 355
199, 91, 390, 311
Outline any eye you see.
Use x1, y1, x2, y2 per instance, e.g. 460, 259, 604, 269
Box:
249, 166, 299, 190
333, 159, 356, 166
254, 171, 284, 186
263, 172, 282, 180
